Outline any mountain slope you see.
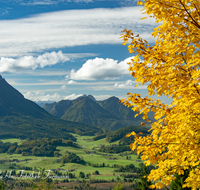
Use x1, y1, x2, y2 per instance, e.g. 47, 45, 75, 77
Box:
0, 76, 100, 139
105, 125, 150, 143
50, 100, 73, 118
97, 96, 155, 127
61, 97, 119, 127
43, 95, 155, 130
36, 101, 56, 108
98, 96, 144, 121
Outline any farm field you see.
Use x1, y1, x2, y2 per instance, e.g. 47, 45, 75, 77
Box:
0, 134, 141, 181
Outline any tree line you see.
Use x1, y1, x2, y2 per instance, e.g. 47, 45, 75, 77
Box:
0, 138, 79, 157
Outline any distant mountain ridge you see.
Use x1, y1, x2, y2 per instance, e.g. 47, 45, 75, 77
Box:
0, 76, 100, 139
43, 95, 155, 130
36, 101, 56, 108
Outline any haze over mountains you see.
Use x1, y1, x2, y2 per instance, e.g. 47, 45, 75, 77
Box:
43, 95, 155, 130
0, 75, 100, 140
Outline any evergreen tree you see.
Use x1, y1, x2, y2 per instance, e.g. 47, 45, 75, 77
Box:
170, 169, 192, 190
136, 163, 153, 190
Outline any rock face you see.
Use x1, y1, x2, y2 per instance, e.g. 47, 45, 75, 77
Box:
87, 95, 96, 102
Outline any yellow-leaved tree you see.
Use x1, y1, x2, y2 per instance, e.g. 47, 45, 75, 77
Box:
120, 0, 200, 189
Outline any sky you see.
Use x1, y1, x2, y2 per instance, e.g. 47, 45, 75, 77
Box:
0, 0, 171, 104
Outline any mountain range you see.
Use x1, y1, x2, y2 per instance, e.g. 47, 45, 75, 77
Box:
43, 94, 155, 130
0, 75, 100, 140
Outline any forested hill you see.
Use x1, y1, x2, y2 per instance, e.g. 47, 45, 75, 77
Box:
92, 125, 150, 144
0, 75, 100, 140
43, 95, 155, 130
106, 125, 150, 144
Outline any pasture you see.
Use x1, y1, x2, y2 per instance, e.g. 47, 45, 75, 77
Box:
0, 134, 141, 181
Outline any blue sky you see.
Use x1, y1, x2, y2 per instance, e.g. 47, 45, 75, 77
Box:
0, 0, 171, 104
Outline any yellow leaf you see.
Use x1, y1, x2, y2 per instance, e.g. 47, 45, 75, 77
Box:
140, 122, 146, 126
135, 83, 139, 87
155, 182, 163, 189
141, 17, 147, 20
137, 1, 143, 5
120, 0, 200, 188
126, 131, 136, 137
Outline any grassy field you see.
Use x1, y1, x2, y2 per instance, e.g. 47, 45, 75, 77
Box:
0, 134, 141, 181
1, 138, 24, 144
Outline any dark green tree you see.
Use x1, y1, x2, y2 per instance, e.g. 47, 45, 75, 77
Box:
136, 163, 154, 190
0, 181, 5, 190
79, 172, 85, 178
170, 169, 192, 190
93, 170, 99, 175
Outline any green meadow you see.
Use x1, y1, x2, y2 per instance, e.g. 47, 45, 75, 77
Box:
0, 134, 141, 180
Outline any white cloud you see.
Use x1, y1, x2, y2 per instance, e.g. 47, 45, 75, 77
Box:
64, 93, 83, 100
67, 57, 134, 80
22, 1, 56, 5
0, 51, 69, 73
114, 80, 136, 88
66, 53, 98, 59
88, 80, 148, 91
7, 78, 116, 87
67, 80, 76, 84
93, 94, 117, 100
21, 0, 136, 5
15, 70, 70, 76
21, 0, 93, 5
60, 80, 76, 90
61, 85, 67, 89
0, 7, 157, 57
24, 91, 83, 101
114, 80, 148, 89
24, 91, 61, 101
8, 80, 69, 86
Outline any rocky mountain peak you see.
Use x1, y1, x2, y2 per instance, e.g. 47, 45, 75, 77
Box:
87, 95, 96, 102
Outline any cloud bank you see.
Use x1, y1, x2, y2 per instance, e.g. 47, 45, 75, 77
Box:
114, 80, 147, 89
24, 91, 83, 101
0, 51, 69, 73
0, 7, 157, 57
67, 57, 134, 80
20, 0, 138, 6
21, 0, 93, 5
64, 93, 83, 100
24, 91, 61, 101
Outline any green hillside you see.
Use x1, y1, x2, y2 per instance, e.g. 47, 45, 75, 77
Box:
105, 125, 150, 143
44, 95, 155, 130
98, 96, 144, 121
61, 97, 119, 127
0, 76, 101, 140
91, 125, 150, 144
0, 76, 49, 118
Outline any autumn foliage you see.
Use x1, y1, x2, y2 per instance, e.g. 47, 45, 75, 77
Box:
120, 0, 200, 189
